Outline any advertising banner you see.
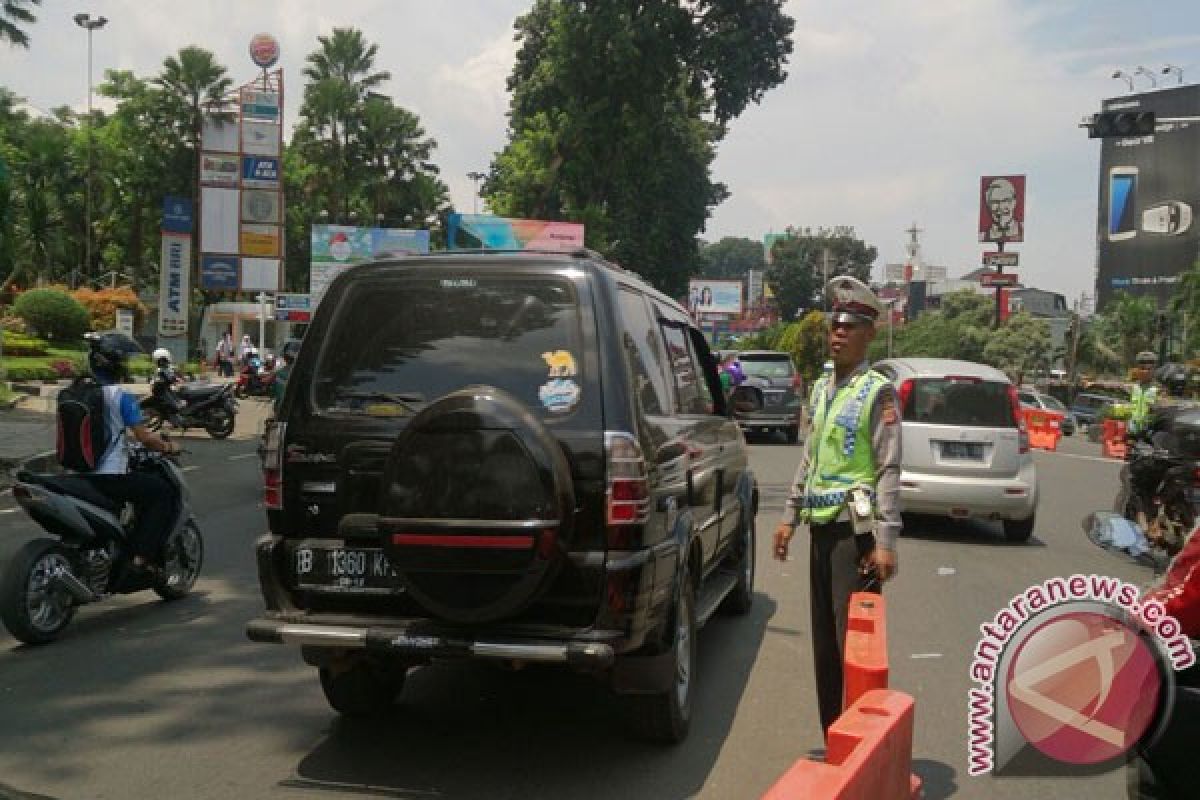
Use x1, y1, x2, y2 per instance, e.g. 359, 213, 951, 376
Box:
310, 225, 430, 305
445, 214, 584, 251
242, 156, 280, 189
158, 233, 191, 337
240, 223, 281, 257
161, 195, 193, 234
241, 257, 280, 292
241, 190, 281, 224
982, 251, 1020, 268
1095, 84, 1200, 307
241, 119, 280, 157
200, 255, 240, 290
979, 175, 1026, 243
274, 293, 311, 322
199, 153, 240, 188
200, 118, 239, 153
240, 89, 280, 120
200, 187, 239, 253
687, 279, 743, 316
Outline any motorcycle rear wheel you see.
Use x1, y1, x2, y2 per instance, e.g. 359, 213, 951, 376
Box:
155, 520, 204, 601
206, 409, 235, 439
0, 539, 77, 644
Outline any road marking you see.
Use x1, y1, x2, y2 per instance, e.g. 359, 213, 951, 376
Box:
0, 508, 19, 514
1037, 451, 1120, 465
183, 466, 201, 473
228, 453, 258, 461
937, 567, 956, 576
911, 653, 943, 659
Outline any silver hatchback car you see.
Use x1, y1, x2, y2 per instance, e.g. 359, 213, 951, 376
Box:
872, 358, 1039, 542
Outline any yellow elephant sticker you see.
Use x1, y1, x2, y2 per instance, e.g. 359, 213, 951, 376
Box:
541, 350, 577, 378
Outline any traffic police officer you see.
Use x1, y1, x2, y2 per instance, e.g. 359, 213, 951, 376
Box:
1129, 351, 1160, 436
773, 276, 902, 734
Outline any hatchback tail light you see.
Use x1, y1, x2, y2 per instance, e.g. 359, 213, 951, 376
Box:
263, 421, 286, 509
605, 432, 650, 547
897, 379, 915, 419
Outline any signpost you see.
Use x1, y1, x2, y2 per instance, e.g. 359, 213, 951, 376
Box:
979, 175, 1026, 326
982, 251, 1020, 268
980, 272, 1020, 288
274, 293, 312, 322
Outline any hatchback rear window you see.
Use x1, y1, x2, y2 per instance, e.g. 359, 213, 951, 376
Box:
739, 355, 795, 380
902, 378, 1016, 427
313, 274, 596, 422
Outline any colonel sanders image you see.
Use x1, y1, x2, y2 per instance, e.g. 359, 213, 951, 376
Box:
980, 177, 1023, 243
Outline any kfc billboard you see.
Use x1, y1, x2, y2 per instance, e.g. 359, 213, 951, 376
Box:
978, 175, 1026, 244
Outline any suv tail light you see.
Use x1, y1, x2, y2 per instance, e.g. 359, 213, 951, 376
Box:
263, 421, 286, 509
605, 432, 649, 546
1006, 385, 1030, 454
897, 379, 915, 419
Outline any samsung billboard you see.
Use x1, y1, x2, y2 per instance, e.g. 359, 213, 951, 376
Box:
1095, 84, 1200, 309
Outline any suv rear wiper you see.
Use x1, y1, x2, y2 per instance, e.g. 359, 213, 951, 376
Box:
334, 391, 426, 415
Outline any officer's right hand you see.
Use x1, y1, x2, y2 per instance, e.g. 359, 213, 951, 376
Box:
773, 522, 795, 561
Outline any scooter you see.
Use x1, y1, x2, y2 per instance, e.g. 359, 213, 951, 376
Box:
0, 444, 204, 644
235, 356, 276, 399
141, 376, 238, 439
1115, 406, 1200, 558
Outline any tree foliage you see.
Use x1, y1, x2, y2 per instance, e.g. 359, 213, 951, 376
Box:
698, 236, 765, 280
0, 0, 39, 48
487, 0, 794, 296
766, 227, 877, 321
982, 312, 1052, 382
774, 310, 828, 382
1094, 291, 1156, 367
13, 287, 91, 341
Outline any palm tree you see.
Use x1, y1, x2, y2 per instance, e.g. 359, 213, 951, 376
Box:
303, 28, 391, 93
0, 0, 40, 48
1169, 260, 1200, 357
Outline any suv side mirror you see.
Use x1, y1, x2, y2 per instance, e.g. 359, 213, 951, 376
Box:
731, 385, 764, 414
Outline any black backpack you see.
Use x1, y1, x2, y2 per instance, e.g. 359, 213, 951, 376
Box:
56, 377, 116, 472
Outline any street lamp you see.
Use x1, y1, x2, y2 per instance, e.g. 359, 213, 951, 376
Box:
1163, 64, 1185, 85
74, 12, 108, 280
1111, 70, 1134, 92
467, 171, 486, 214
1135, 66, 1158, 88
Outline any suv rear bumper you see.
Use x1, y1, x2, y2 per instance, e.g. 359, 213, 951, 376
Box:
246, 616, 615, 668
735, 412, 799, 431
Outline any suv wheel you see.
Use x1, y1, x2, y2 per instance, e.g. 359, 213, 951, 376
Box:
626, 561, 696, 744
721, 515, 755, 615
318, 659, 407, 717
1003, 516, 1035, 543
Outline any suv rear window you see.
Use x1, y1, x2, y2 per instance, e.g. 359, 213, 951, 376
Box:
903, 378, 1016, 427
738, 354, 795, 379
313, 274, 596, 421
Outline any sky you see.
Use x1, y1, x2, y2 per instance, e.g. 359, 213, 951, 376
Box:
2, 0, 1199, 304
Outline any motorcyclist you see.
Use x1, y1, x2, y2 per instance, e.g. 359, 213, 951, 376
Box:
81, 334, 182, 582
1129, 351, 1161, 438
151, 347, 184, 428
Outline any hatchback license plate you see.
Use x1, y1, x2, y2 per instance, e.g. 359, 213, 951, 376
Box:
293, 546, 402, 593
942, 442, 984, 460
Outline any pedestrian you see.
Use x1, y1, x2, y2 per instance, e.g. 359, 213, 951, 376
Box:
772, 276, 902, 735
238, 334, 254, 367
216, 331, 234, 378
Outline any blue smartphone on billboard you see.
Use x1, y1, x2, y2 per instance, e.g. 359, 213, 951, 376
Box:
1108, 167, 1138, 241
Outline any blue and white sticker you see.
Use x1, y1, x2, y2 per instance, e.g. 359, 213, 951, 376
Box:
539, 379, 581, 414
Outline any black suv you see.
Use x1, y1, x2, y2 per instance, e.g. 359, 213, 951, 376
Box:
248, 251, 758, 743
727, 350, 805, 443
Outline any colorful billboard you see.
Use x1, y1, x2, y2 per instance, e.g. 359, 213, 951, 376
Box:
310, 225, 431, 305
161, 195, 192, 235
200, 153, 240, 188
688, 279, 743, 316
446, 214, 584, 251
158, 233, 191, 337
978, 175, 1026, 244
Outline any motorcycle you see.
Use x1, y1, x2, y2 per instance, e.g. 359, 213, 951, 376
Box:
0, 445, 204, 644
140, 377, 238, 439
235, 356, 276, 399
1115, 405, 1200, 558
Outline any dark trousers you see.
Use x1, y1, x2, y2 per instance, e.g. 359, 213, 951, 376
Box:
84, 472, 176, 561
810, 521, 878, 733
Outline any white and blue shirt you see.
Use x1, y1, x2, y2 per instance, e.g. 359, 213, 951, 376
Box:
95, 379, 143, 475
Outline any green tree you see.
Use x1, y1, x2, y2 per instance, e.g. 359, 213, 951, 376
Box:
981, 312, 1052, 383
1169, 260, 1200, 358
698, 236, 765, 280
0, 0, 39, 48
487, 0, 794, 296
13, 288, 90, 341
774, 310, 828, 382
1096, 291, 1156, 367
876, 290, 991, 362
766, 227, 876, 321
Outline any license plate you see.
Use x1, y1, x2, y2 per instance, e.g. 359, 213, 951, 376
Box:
942, 442, 985, 460
293, 546, 402, 593
764, 391, 784, 407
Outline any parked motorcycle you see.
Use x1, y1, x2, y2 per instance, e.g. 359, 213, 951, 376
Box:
0, 445, 204, 644
140, 379, 238, 439
1115, 405, 1200, 558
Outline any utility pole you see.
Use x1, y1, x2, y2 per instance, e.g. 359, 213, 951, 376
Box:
467, 171, 486, 215
74, 13, 108, 281
821, 247, 831, 310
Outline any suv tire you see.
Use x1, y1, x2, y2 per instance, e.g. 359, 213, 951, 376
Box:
626, 560, 696, 744
1004, 516, 1035, 543
721, 514, 755, 615
319, 660, 407, 717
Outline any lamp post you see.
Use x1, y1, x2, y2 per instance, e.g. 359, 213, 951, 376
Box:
1163, 64, 1185, 85
74, 12, 108, 281
1134, 66, 1158, 89
1111, 70, 1134, 92
467, 171, 486, 214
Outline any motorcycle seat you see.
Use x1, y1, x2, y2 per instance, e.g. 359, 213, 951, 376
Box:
14, 471, 122, 513
177, 383, 224, 402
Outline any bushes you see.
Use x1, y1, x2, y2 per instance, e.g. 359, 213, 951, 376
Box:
71, 287, 145, 331
13, 289, 91, 342
1, 332, 50, 357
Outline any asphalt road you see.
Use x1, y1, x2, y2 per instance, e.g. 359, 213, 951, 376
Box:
0, 423, 1149, 800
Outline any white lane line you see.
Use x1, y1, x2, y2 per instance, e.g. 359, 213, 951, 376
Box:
0, 508, 20, 514
228, 453, 258, 461
1036, 451, 1120, 464
183, 466, 201, 473
911, 653, 943, 659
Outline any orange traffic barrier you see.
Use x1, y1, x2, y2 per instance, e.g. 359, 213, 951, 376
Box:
843, 592, 888, 710
1021, 408, 1063, 451
762, 689, 922, 800
1102, 418, 1127, 459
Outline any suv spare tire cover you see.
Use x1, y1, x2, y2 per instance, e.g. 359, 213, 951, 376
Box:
378, 386, 576, 624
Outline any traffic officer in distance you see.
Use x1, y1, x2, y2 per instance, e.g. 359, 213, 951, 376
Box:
773, 276, 902, 735
1129, 350, 1160, 437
